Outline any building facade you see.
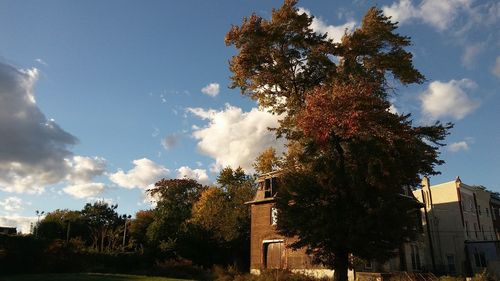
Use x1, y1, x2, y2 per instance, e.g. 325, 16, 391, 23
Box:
490, 192, 500, 240
413, 177, 499, 276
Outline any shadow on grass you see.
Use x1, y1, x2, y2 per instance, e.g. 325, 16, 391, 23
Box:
0, 273, 193, 281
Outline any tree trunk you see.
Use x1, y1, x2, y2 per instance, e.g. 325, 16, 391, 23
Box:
333, 250, 349, 281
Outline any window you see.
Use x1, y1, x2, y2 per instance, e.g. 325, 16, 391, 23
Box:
264, 179, 272, 198
270, 207, 278, 225
263, 177, 279, 198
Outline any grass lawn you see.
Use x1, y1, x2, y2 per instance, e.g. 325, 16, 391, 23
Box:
0, 273, 195, 281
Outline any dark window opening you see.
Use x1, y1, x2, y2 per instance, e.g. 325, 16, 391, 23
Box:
264, 177, 279, 198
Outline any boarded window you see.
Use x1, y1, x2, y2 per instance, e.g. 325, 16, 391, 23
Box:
271, 207, 278, 225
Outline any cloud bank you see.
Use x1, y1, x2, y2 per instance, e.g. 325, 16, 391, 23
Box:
110, 158, 169, 189
188, 104, 285, 172
0, 197, 24, 214
382, 0, 472, 31
0, 62, 77, 193
0, 62, 107, 197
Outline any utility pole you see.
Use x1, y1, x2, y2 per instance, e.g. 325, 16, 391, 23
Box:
66, 220, 71, 243
122, 214, 131, 251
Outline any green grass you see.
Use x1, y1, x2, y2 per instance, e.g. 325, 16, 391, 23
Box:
0, 273, 195, 281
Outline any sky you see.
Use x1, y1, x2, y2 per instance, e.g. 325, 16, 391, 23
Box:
0, 0, 499, 233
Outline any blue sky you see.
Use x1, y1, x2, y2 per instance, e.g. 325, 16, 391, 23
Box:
0, 0, 499, 232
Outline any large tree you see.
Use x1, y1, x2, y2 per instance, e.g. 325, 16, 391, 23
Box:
226, 1, 451, 281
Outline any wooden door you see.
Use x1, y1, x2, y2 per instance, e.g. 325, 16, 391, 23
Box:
265, 242, 284, 269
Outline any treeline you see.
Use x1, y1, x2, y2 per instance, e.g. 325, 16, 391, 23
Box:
2, 167, 255, 277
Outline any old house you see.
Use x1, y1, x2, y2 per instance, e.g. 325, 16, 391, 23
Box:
246, 171, 344, 279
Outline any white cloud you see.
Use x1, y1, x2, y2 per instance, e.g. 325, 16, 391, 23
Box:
63, 182, 106, 199
493, 56, 500, 78
420, 79, 479, 120
65, 156, 106, 184
188, 104, 285, 172
201, 83, 220, 97
382, 0, 418, 24
0, 197, 24, 213
298, 7, 356, 43
177, 166, 211, 185
448, 140, 470, 152
109, 158, 169, 189
382, 0, 472, 31
0, 216, 36, 234
388, 103, 399, 115
0, 62, 78, 194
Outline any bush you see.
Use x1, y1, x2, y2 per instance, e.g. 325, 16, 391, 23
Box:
212, 267, 327, 281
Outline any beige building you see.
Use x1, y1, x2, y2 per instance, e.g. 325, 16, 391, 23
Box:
413, 177, 498, 276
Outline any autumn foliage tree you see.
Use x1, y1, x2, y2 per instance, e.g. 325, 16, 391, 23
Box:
226, 1, 451, 281
190, 167, 256, 268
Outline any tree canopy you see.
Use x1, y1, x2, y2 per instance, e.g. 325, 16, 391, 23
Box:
226, 1, 451, 281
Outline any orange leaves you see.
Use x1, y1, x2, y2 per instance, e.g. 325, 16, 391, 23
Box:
297, 80, 391, 144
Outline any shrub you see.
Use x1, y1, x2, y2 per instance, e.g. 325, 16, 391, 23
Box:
212, 267, 326, 281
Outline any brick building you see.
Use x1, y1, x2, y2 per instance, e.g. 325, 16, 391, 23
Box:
246, 171, 342, 278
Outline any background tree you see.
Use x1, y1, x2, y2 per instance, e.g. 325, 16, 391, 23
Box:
128, 209, 154, 252
190, 167, 256, 269
38, 209, 89, 243
253, 147, 279, 175
81, 201, 124, 252
227, 1, 451, 281
146, 178, 205, 258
